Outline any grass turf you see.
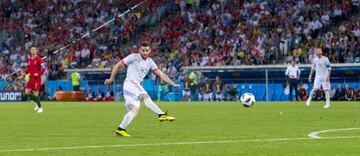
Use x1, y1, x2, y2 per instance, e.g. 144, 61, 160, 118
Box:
0, 101, 359, 156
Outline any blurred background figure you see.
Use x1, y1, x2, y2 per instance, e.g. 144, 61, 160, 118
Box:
285, 60, 301, 101
299, 84, 308, 101
182, 75, 192, 101
203, 78, 213, 101
71, 69, 81, 91
47, 86, 63, 101
213, 76, 224, 101
334, 83, 345, 101
344, 84, 354, 101
354, 87, 360, 101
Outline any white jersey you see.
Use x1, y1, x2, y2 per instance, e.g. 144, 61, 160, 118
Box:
121, 53, 158, 83
311, 56, 331, 81
285, 65, 301, 79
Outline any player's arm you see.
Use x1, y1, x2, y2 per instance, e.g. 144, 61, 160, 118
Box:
285, 66, 290, 77
34, 58, 46, 77
325, 58, 331, 81
153, 69, 180, 89
104, 61, 126, 85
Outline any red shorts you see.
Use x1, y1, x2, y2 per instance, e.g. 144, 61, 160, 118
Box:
25, 78, 41, 91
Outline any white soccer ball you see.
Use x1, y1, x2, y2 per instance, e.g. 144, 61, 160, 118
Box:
240, 93, 256, 107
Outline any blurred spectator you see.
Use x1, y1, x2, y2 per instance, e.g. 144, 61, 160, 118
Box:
225, 84, 239, 101
94, 87, 104, 101
213, 76, 224, 101
71, 70, 81, 91
334, 83, 345, 101
354, 87, 360, 101
203, 78, 213, 101
47, 86, 63, 101
315, 87, 325, 101
299, 85, 308, 101
85, 88, 95, 101
182, 74, 192, 101
344, 84, 354, 101
104, 86, 115, 101
156, 63, 170, 101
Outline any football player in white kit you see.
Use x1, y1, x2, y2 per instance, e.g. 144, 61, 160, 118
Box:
104, 42, 180, 137
306, 48, 332, 108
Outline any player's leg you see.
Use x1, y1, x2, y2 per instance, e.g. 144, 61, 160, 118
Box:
140, 94, 176, 122
294, 80, 299, 101
322, 82, 331, 108
216, 93, 220, 101
289, 81, 294, 101
24, 79, 43, 112
204, 93, 209, 101
182, 90, 186, 101
31, 90, 43, 113
307, 80, 320, 106
116, 103, 139, 137
187, 91, 191, 101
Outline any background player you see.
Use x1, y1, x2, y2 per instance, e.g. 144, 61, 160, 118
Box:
213, 76, 224, 101
23, 46, 46, 113
306, 48, 332, 108
104, 42, 180, 137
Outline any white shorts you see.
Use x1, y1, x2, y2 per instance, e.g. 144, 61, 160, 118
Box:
215, 93, 224, 99
204, 93, 213, 101
313, 79, 331, 91
182, 90, 191, 96
123, 80, 147, 110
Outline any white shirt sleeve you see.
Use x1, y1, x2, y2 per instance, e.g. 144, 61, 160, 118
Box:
122, 53, 137, 66
150, 59, 159, 72
285, 66, 290, 76
325, 57, 331, 70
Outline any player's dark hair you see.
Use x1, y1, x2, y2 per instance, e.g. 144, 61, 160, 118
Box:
140, 41, 151, 47
30, 45, 38, 49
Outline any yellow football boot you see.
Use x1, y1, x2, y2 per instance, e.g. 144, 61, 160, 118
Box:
115, 129, 130, 137
159, 114, 176, 122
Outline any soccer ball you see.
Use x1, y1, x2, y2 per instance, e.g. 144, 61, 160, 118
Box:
240, 93, 256, 107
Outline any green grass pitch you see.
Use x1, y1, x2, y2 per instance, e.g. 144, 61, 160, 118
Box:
0, 101, 360, 156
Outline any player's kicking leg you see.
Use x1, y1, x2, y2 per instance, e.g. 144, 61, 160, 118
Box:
24, 89, 43, 113
140, 94, 176, 122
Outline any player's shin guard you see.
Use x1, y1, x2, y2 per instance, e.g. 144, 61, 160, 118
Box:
29, 94, 42, 108
119, 111, 137, 129
143, 97, 165, 115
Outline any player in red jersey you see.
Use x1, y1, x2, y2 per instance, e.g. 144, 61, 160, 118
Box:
23, 46, 46, 113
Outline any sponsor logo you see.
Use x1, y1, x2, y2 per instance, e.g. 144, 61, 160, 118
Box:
0, 91, 22, 102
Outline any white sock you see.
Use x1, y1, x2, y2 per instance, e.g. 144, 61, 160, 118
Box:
325, 90, 330, 105
144, 97, 165, 115
307, 89, 315, 102
119, 111, 137, 129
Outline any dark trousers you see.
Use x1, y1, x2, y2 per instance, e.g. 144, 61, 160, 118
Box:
289, 79, 299, 101
74, 85, 80, 91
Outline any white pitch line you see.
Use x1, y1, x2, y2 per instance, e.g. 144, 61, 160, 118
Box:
1, 136, 360, 153
308, 127, 360, 139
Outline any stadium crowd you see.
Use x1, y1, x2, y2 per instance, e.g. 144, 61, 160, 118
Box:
1, 0, 360, 102
1, 0, 360, 81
